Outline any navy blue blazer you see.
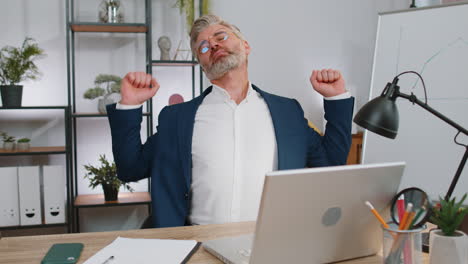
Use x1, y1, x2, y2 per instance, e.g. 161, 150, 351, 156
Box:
107, 85, 354, 228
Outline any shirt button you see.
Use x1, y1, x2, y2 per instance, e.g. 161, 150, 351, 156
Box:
185, 193, 189, 200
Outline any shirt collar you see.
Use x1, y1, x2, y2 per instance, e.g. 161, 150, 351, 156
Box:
211, 82, 255, 102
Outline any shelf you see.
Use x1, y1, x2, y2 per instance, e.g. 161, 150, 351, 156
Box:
74, 192, 151, 208
0, 106, 68, 110
70, 22, 147, 33
346, 133, 363, 165
72, 112, 151, 118
0, 146, 67, 156
152, 60, 198, 66
0, 222, 67, 230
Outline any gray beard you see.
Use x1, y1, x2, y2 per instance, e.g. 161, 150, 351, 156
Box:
203, 51, 245, 80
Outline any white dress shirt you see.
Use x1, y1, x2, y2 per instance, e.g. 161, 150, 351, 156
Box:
116, 85, 350, 225
189, 84, 278, 225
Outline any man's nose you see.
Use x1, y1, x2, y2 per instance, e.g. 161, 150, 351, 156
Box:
209, 38, 220, 50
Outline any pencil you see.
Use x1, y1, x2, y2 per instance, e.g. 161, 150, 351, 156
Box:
365, 201, 389, 229
398, 203, 413, 230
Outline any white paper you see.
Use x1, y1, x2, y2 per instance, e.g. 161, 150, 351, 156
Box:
83, 237, 198, 264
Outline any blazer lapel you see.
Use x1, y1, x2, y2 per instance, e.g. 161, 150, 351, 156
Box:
252, 85, 288, 170
177, 86, 213, 190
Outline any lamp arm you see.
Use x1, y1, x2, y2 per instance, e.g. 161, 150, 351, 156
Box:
396, 91, 468, 200
445, 147, 468, 201
396, 91, 468, 136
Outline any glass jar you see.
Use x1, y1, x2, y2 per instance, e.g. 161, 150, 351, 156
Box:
98, 0, 124, 23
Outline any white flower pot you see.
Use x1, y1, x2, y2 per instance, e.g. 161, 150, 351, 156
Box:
17, 142, 30, 151
429, 229, 468, 264
3, 142, 15, 151
98, 93, 121, 114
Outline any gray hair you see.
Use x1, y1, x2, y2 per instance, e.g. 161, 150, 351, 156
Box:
190, 14, 245, 60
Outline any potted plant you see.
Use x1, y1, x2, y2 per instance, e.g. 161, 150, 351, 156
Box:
172, 0, 211, 60
17, 137, 31, 151
0, 37, 45, 107
1, 131, 16, 151
83, 74, 122, 114
174, 0, 210, 31
429, 193, 468, 264
83, 154, 133, 201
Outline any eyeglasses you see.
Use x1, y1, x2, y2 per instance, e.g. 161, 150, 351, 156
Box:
198, 31, 230, 54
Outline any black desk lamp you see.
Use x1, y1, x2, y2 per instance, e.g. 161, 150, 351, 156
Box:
353, 71, 468, 201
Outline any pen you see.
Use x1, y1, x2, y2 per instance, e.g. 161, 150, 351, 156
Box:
397, 199, 405, 221
402, 211, 416, 264
408, 207, 425, 229
398, 203, 413, 230
365, 201, 390, 229
403, 211, 416, 230
102, 255, 114, 264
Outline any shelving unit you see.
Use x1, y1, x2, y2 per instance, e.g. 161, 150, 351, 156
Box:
70, 22, 147, 33
152, 60, 198, 66
152, 59, 202, 104
0, 106, 72, 232
64, 0, 205, 232
346, 133, 363, 165
0, 146, 67, 156
65, 0, 153, 232
71, 112, 152, 118
73, 192, 151, 230
74, 192, 151, 208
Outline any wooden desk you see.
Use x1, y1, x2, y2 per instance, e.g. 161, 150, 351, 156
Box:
0, 221, 428, 264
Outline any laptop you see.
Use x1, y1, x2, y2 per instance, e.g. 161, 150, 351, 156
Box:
203, 162, 406, 264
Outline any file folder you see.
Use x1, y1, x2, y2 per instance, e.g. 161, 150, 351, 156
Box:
43, 165, 66, 224
0, 167, 19, 227
18, 166, 42, 226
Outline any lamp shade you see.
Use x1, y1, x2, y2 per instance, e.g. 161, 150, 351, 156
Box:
353, 94, 399, 139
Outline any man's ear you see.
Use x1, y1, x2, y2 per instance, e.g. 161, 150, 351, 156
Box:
243, 40, 251, 55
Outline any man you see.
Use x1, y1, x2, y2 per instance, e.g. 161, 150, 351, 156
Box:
107, 15, 354, 228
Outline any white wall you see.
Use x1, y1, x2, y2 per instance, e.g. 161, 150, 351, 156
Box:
1, 0, 67, 106
210, 0, 408, 130
2, 0, 417, 232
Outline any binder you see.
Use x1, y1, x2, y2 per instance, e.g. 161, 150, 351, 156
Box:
0, 167, 19, 227
18, 166, 42, 226
43, 165, 66, 224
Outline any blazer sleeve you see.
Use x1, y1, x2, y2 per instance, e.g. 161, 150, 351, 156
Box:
305, 97, 354, 167
106, 103, 168, 182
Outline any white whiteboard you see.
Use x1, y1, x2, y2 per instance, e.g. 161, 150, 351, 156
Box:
362, 2, 468, 202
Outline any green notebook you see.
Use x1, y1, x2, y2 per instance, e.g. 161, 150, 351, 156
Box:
41, 243, 84, 264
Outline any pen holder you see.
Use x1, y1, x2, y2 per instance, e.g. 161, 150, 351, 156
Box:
382, 223, 425, 264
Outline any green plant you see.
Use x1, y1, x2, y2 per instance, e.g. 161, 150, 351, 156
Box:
0, 37, 46, 85
17, 137, 30, 143
83, 154, 133, 192
430, 193, 468, 236
173, 0, 210, 31
0, 131, 15, 143
83, 74, 121, 100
